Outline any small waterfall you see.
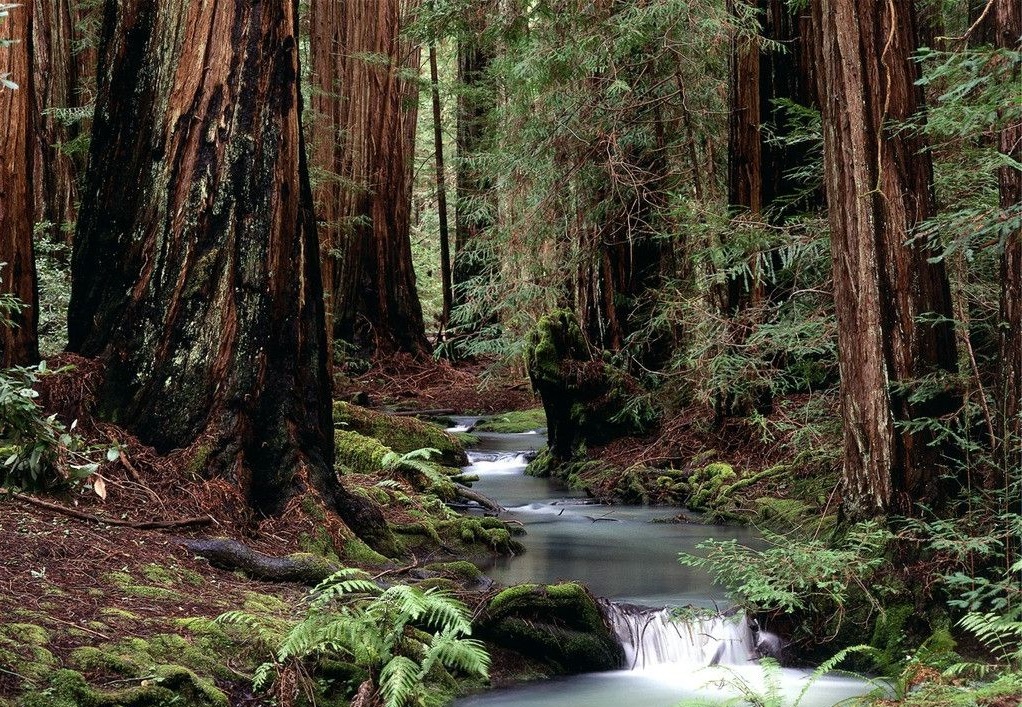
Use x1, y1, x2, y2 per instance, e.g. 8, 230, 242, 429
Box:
601, 601, 755, 670
465, 451, 534, 472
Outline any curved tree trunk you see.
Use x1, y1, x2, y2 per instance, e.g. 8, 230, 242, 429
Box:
995, 0, 1021, 477
68, 0, 390, 550
330, 0, 429, 358
815, 0, 957, 519
0, 3, 39, 367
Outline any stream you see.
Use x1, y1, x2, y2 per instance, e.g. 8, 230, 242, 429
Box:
449, 419, 871, 707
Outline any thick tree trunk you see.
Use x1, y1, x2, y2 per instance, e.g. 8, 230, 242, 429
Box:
31, 0, 83, 245
330, 0, 429, 357
0, 3, 40, 367
816, 0, 958, 519
453, 1, 496, 321
69, 0, 391, 550
995, 0, 1021, 476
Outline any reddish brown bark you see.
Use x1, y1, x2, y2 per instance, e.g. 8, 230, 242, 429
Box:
327, 0, 429, 357
815, 0, 958, 519
0, 3, 39, 367
32, 0, 87, 244
69, 0, 391, 549
995, 0, 1021, 473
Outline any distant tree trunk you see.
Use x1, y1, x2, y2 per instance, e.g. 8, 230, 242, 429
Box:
69, 0, 392, 551
815, 0, 958, 519
995, 0, 1021, 476
310, 0, 344, 371
719, 0, 817, 418
429, 44, 453, 334
31, 0, 83, 245
0, 3, 39, 367
453, 1, 496, 323
331, 0, 429, 357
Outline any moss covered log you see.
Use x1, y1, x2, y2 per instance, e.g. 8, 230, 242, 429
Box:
333, 402, 468, 467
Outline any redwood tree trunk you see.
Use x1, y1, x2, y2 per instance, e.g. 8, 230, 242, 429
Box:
330, 0, 429, 357
0, 3, 39, 367
32, 0, 84, 245
995, 0, 1021, 475
69, 0, 390, 549
816, 0, 958, 519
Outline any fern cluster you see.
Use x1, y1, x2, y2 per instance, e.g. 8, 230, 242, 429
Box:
218, 568, 490, 707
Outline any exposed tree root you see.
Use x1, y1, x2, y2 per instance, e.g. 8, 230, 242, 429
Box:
181, 537, 342, 585
454, 484, 504, 513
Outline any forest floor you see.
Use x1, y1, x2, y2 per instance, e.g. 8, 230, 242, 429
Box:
3, 357, 1014, 707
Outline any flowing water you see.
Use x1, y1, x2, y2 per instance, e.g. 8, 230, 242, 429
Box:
450, 419, 870, 707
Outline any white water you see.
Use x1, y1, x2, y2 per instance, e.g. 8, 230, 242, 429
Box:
452, 426, 872, 706
602, 602, 754, 670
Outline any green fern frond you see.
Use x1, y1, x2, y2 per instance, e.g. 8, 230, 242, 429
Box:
252, 661, 276, 691
424, 631, 491, 678
379, 655, 422, 707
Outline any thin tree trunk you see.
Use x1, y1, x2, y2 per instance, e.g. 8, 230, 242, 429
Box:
995, 0, 1021, 477
815, 0, 958, 519
430, 44, 453, 333
331, 0, 429, 357
310, 0, 344, 372
0, 3, 39, 367
69, 0, 392, 551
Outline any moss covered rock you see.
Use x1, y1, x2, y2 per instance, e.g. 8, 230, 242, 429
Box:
475, 409, 547, 434
478, 582, 623, 674
333, 402, 468, 467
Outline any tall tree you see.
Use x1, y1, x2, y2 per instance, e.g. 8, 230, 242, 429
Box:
995, 0, 1021, 475
69, 0, 391, 549
453, 0, 496, 325
0, 2, 39, 367
31, 0, 88, 244
815, 0, 958, 519
429, 43, 453, 333
329, 0, 430, 357
719, 0, 818, 418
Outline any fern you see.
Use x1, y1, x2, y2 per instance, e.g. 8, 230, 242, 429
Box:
379, 655, 421, 707
217, 568, 490, 704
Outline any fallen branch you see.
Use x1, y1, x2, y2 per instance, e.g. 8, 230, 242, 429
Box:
0, 488, 212, 530
453, 484, 504, 513
391, 408, 456, 417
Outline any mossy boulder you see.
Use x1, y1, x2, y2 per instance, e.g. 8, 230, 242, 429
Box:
333, 402, 468, 467
478, 583, 623, 674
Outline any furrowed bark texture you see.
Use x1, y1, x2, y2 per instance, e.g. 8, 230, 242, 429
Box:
32, 0, 87, 244
996, 0, 1021, 474
0, 3, 40, 366
329, 0, 429, 357
816, 0, 957, 518
68, 0, 389, 546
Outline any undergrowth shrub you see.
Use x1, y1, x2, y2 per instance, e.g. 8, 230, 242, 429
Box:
218, 568, 490, 707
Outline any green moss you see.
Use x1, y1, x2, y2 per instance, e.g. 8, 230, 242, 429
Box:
100, 608, 140, 621
870, 604, 916, 675
334, 429, 391, 474
333, 402, 467, 467
21, 665, 228, 707
424, 561, 483, 582
242, 591, 288, 614
70, 646, 139, 676
475, 409, 547, 434
0, 623, 55, 684
341, 538, 390, 566
482, 583, 622, 674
